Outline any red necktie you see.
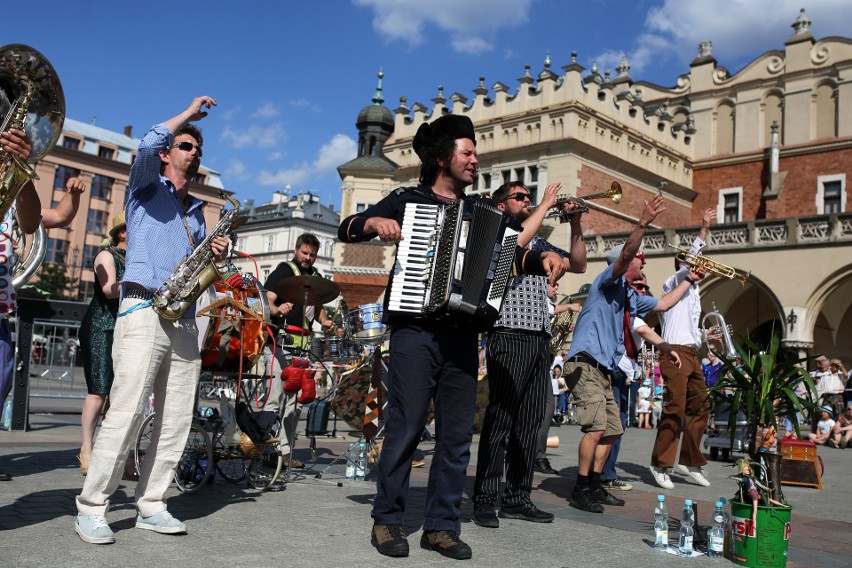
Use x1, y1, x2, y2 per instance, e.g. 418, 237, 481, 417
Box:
623, 284, 639, 360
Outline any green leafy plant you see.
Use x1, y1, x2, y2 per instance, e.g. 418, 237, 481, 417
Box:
709, 330, 820, 458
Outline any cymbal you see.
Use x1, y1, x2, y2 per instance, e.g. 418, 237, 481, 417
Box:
271, 274, 340, 305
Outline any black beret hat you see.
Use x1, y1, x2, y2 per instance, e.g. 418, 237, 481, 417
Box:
412, 114, 476, 160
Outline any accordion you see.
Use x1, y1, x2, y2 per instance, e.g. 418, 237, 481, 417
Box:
387, 198, 519, 324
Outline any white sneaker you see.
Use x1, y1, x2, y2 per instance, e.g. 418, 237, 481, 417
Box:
674, 464, 710, 487
75, 514, 115, 544
649, 466, 674, 490
135, 511, 187, 534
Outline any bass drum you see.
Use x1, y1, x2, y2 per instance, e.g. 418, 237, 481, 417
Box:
199, 277, 270, 373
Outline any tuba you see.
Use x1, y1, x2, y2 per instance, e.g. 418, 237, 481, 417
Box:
12, 222, 45, 288
0, 44, 65, 287
701, 304, 738, 359
549, 287, 588, 354
152, 191, 244, 320
549, 181, 622, 223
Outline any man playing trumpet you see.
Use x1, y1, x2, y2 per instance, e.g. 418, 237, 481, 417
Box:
649, 208, 717, 490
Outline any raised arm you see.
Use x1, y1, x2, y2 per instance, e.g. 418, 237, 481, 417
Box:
3, 128, 42, 234
612, 196, 665, 279
517, 182, 560, 248
42, 176, 85, 229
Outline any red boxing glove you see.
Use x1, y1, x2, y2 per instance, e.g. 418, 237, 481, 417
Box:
297, 369, 317, 404
281, 365, 304, 393
291, 357, 310, 369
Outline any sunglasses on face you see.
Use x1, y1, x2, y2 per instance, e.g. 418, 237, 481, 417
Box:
172, 141, 203, 157
631, 283, 650, 292
502, 192, 531, 203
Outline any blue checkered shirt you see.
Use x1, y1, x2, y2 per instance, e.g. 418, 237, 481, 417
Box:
122, 123, 207, 317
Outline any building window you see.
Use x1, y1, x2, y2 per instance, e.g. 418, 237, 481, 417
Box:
261, 265, 272, 281
717, 188, 742, 224
53, 165, 80, 191
817, 174, 846, 214
62, 137, 80, 150
356, 203, 371, 213
237, 237, 247, 253
82, 245, 99, 270
501, 169, 512, 184
192, 172, 207, 185
514, 167, 525, 186
482, 173, 491, 191
264, 233, 275, 253
86, 209, 108, 236
98, 146, 115, 160
46, 238, 67, 263
91, 174, 113, 200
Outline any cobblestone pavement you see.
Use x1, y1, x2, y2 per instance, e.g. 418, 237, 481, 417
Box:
1, 411, 849, 568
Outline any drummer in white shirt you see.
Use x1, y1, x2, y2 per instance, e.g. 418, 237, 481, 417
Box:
649, 208, 717, 490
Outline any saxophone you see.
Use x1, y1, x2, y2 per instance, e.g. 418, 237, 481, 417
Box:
152, 191, 242, 319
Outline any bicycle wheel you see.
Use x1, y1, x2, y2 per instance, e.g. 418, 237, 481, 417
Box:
246, 443, 283, 490
174, 420, 214, 493
135, 412, 156, 475
212, 423, 247, 483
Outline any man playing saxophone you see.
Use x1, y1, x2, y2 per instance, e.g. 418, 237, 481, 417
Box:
649, 208, 717, 491
75, 96, 228, 544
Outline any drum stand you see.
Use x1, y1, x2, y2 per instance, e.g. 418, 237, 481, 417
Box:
311, 347, 388, 483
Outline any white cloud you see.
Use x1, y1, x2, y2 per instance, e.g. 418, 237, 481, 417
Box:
313, 134, 357, 172
603, 1, 852, 78
354, 0, 532, 53
289, 99, 323, 113
267, 151, 285, 161
221, 123, 284, 149
221, 106, 241, 121
224, 159, 251, 181
257, 164, 312, 187
252, 102, 280, 118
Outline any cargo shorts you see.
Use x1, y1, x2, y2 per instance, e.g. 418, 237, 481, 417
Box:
563, 362, 623, 437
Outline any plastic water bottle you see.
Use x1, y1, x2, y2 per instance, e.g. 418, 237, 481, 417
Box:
2, 399, 12, 430
654, 494, 669, 552
708, 501, 725, 559
345, 444, 357, 480
720, 497, 732, 558
355, 441, 367, 480
678, 499, 695, 557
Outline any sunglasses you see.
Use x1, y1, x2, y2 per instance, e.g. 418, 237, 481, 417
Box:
502, 192, 531, 203
172, 141, 203, 157
631, 283, 650, 291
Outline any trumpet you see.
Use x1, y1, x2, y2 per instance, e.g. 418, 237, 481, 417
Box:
667, 244, 750, 285
701, 304, 738, 359
549, 181, 622, 223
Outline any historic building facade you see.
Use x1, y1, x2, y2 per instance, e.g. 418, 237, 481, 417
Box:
230, 190, 340, 284
334, 9, 852, 362
29, 118, 228, 300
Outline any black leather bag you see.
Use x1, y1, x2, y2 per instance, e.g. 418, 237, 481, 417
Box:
235, 402, 279, 443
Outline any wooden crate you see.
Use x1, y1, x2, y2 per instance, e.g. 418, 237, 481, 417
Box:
779, 438, 822, 489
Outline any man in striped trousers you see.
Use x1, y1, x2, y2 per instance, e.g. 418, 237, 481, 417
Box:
472, 181, 587, 528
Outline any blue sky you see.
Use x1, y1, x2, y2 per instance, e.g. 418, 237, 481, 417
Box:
7, 1, 851, 212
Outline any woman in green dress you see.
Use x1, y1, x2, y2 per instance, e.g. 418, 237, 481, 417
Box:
78, 213, 126, 474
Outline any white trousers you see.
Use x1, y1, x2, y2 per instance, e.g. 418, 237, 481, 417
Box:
76, 299, 200, 518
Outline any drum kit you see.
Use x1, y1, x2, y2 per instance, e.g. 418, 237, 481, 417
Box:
197, 270, 390, 436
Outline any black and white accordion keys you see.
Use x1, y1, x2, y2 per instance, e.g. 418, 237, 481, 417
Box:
388, 199, 519, 324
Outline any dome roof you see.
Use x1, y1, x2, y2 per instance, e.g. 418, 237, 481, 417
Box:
357, 103, 393, 127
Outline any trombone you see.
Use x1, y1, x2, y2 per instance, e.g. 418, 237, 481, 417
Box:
549, 181, 622, 223
667, 244, 750, 285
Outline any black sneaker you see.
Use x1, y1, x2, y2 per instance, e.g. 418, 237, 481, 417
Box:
570, 487, 604, 513
420, 530, 472, 560
472, 507, 499, 528
533, 458, 558, 475
371, 524, 409, 557
592, 487, 625, 506
498, 504, 554, 523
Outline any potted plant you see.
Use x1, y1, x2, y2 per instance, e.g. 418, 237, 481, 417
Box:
708, 330, 820, 568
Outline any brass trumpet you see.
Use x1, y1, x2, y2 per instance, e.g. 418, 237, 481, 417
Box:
550, 181, 622, 223
667, 244, 750, 285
